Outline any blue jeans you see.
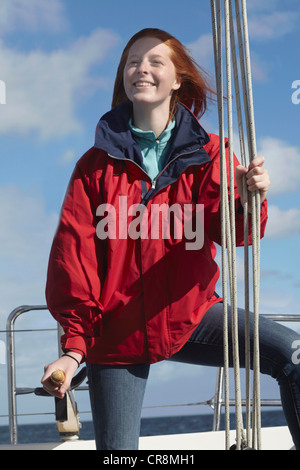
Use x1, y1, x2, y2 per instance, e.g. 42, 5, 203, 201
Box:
87, 302, 300, 450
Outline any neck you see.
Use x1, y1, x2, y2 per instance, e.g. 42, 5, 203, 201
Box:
132, 102, 171, 138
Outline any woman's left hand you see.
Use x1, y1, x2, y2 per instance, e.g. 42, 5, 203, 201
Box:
236, 155, 270, 210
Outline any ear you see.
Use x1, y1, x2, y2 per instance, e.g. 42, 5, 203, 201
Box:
172, 78, 181, 91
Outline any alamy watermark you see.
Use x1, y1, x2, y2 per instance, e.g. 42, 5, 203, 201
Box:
96, 196, 204, 250
291, 340, 300, 365
0, 340, 5, 365
0, 80, 6, 105
291, 80, 300, 105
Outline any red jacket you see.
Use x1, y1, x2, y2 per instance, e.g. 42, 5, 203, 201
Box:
46, 103, 268, 364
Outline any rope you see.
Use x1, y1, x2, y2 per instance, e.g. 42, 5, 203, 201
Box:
210, 0, 230, 450
238, 0, 262, 449
228, 1, 251, 444
210, 0, 262, 450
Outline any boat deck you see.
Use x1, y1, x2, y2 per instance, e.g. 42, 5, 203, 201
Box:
0, 426, 294, 451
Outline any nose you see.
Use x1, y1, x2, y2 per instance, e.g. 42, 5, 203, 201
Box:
136, 59, 149, 74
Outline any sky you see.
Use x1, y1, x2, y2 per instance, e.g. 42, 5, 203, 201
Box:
0, 0, 299, 435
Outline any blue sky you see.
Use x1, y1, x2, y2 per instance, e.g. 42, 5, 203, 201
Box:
0, 0, 299, 430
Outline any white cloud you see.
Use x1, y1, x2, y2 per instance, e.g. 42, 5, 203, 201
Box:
186, 34, 214, 72
0, 183, 70, 424
265, 205, 300, 239
59, 149, 77, 166
150, 361, 205, 384
232, 133, 300, 204
247, 0, 280, 11
260, 287, 300, 317
0, 0, 65, 34
0, 0, 67, 34
248, 11, 298, 41
203, 133, 300, 241
248, 52, 268, 82
186, 32, 266, 85
257, 137, 300, 197
0, 185, 58, 321
0, 28, 119, 139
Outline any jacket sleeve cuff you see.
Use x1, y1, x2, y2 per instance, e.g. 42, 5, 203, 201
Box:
63, 336, 87, 360
236, 196, 263, 215
235, 197, 268, 241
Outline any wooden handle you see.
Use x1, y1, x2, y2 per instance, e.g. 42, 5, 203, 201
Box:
50, 369, 66, 386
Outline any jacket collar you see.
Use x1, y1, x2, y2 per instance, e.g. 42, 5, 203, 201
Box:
94, 101, 211, 164
94, 102, 212, 202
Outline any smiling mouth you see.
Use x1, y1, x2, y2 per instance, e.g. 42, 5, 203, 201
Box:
134, 81, 155, 87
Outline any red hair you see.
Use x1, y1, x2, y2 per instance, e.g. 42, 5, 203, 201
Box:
112, 28, 216, 118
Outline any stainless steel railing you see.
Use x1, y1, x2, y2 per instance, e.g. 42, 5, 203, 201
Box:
6, 305, 49, 445
6, 305, 88, 445
5, 306, 300, 445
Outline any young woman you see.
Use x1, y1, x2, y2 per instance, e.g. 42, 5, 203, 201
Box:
42, 28, 300, 450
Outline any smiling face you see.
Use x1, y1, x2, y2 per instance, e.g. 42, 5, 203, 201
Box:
123, 36, 181, 112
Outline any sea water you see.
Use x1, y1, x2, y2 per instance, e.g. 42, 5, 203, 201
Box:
0, 410, 287, 445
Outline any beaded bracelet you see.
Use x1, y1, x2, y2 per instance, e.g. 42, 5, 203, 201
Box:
62, 353, 80, 368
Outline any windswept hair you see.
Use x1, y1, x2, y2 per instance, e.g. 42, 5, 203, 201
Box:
112, 28, 216, 118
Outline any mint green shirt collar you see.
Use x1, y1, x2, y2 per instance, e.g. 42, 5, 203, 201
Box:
129, 118, 176, 180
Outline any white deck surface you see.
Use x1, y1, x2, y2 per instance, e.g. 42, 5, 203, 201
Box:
0, 426, 294, 450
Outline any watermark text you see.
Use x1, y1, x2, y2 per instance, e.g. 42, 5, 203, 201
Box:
291, 340, 300, 365
0, 340, 5, 365
0, 80, 6, 104
291, 80, 300, 105
96, 196, 204, 250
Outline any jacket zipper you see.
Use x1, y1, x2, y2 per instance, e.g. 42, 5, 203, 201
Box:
142, 147, 201, 203
107, 147, 201, 361
108, 147, 202, 202
108, 152, 150, 182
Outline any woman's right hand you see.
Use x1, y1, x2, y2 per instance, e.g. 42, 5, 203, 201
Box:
41, 352, 83, 399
